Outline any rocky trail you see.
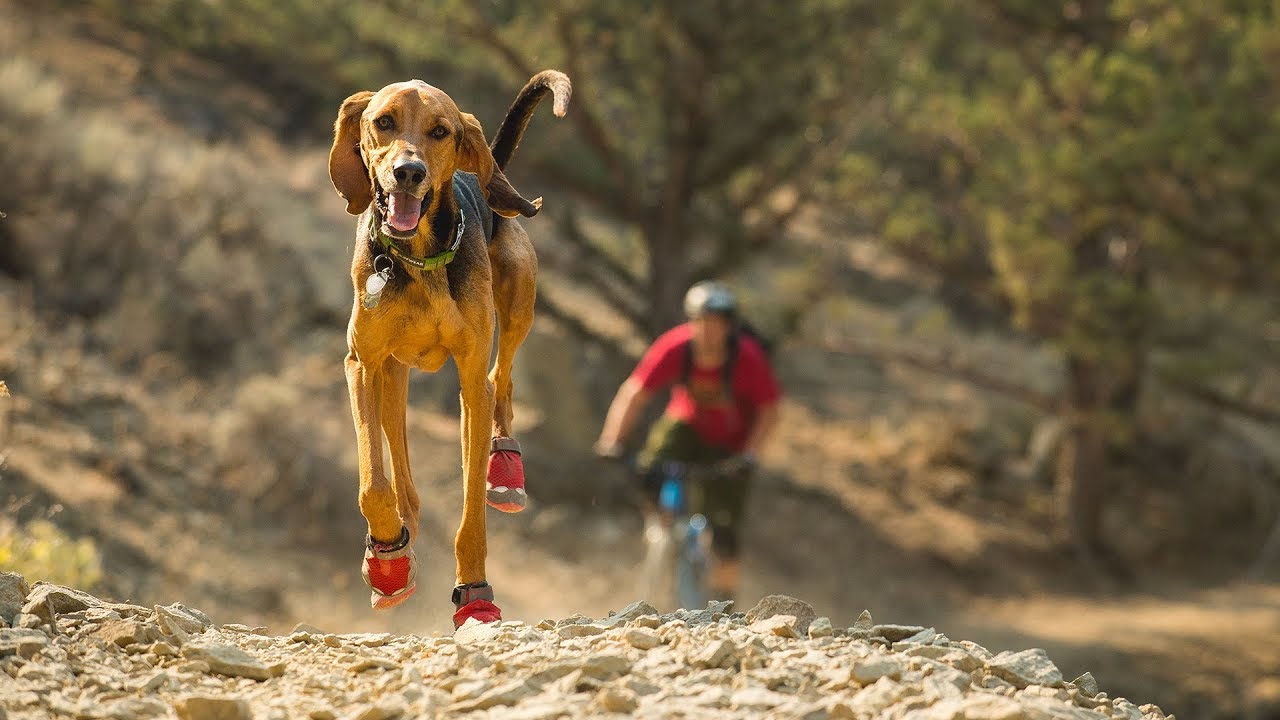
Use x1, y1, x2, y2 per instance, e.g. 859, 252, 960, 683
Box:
0, 574, 1172, 720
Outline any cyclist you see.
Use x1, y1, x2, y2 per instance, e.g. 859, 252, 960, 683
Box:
594, 280, 781, 602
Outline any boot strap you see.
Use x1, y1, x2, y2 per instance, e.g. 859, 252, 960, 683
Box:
490, 437, 521, 455
451, 581, 494, 608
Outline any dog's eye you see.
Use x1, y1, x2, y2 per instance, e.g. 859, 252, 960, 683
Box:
375, 115, 395, 131
429, 125, 449, 140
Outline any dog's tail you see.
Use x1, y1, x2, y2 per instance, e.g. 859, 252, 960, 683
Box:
489, 70, 572, 171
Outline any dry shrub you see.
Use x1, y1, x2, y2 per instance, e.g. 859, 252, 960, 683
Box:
0, 518, 103, 591
0, 53, 338, 376
211, 374, 353, 529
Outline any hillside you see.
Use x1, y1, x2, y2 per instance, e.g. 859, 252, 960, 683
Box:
1, 3, 1279, 720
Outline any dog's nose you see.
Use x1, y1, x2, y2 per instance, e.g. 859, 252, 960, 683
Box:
393, 157, 426, 186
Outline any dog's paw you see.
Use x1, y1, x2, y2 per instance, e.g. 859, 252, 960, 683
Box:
487, 444, 527, 513
363, 530, 417, 609
453, 599, 502, 628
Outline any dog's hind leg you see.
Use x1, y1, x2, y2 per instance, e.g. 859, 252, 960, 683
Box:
379, 357, 420, 541
484, 226, 536, 513
489, 229, 537, 439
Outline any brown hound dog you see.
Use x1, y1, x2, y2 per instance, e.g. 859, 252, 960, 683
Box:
328, 71, 571, 625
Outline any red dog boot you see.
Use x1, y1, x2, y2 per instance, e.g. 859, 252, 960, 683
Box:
362, 527, 417, 610
486, 437, 527, 513
452, 581, 502, 628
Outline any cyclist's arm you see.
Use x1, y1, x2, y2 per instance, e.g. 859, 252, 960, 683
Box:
736, 340, 782, 459
595, 377, 653, 454
742, 400, 779, 457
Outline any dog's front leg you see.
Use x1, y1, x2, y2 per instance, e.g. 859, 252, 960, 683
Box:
379, 357, 420, 542
349, 349, 419, 609
449, 343, 502, 626
454, 349, 496, 588
345, 351, 400, 542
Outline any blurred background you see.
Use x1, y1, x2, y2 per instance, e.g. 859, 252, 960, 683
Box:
1, 1, 1278, 716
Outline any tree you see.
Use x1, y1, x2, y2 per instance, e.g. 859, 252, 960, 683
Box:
453, 0, 883, 335
845, 0, 1280, 573
61, 0, 882, 338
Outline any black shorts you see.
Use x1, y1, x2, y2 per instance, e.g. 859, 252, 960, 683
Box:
637, 416, 752, 558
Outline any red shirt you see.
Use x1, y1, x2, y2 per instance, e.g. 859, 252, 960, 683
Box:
630, 323, 781, 451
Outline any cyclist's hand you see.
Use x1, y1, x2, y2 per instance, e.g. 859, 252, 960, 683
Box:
593, 438, 626, 461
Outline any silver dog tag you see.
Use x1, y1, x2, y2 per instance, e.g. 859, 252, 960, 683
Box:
363, 256, 394, 309
363, 271, 389, 309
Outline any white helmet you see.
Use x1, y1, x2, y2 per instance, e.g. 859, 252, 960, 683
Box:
683, 280, 738, 319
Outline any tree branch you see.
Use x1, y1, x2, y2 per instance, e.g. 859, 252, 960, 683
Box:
555, 209, 643, 296
693, 102, 858, 279
525, 156, 628, 220
1156, 371, 1280, 426
460, 9, 641, 218
543, 216, 648, 333
693, 109, 805, 191
552, 13, 642, 219
826, 340, 1059, 412
457, 13, 536, 78
534, 292, 631, 363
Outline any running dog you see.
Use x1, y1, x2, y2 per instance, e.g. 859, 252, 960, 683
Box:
328, 70, 570, 626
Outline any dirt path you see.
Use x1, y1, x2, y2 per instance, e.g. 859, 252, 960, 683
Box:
946, 586, 1280, 719
6, 415, 1278, 719
1, 579, 1177, 720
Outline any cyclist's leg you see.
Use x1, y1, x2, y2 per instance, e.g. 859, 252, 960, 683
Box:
636, 415, 708, 505
703, 464, 752, 602
648, 431, 742, 601
635, 416, 708, 609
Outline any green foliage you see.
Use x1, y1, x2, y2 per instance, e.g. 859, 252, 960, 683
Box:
468, 0, 888, 329
56, 0, 496, 129
33, 1, 1280, 396
852, 0, 1280, 378
0, 520, 103, 590
53, 0, 886, 331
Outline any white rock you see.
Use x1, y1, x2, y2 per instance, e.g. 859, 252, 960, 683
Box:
180, 641, 271, 681
174, 696, 252, 720
556, 623, 606, 639
0, 629, 49, 659
745, 595, 817, 635
851, 654, 909, 684
989, 648, 1065, 688
899, 627, 938, 646
624, 628, 662, 650
0, 573, 29, 625
850, 676, 917, 712
596, 685, 639, 713
749, 614, 800, 638
808, 616, 834, 639
450, 679, 536, 712
693, 639, 738, 669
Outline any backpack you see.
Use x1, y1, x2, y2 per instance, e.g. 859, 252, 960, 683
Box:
679, 321, 775, 390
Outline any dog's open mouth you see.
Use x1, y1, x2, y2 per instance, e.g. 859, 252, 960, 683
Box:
375, 185, 432, 240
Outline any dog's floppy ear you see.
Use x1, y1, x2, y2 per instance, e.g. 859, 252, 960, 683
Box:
329, 91, 375, 215
458, 112, 541, 218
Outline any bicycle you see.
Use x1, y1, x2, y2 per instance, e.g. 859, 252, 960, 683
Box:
635, 460, 725, 612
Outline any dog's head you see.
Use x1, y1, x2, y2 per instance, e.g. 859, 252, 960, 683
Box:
328, 81, 538, 239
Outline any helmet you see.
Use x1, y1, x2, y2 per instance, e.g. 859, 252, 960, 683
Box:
683, 280, 737, 319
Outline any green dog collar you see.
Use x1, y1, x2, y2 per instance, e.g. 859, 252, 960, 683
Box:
370, 209, 465, 271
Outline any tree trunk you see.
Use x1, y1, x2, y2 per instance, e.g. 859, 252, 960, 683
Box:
1055, 233, 1149, 579
644, 218, 689, 337
1056, 355, 1117, 577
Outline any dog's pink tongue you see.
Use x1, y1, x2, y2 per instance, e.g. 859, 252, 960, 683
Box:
387, 192, 422, 233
